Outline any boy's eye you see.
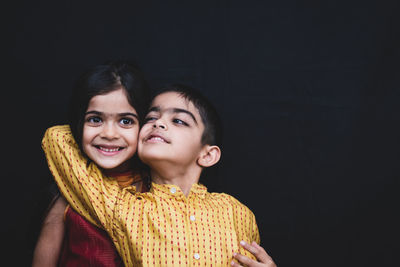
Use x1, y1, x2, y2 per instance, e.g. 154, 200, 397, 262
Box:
87, 116, 102, 124
173, 118, 188, 126
144, 116, 157, 123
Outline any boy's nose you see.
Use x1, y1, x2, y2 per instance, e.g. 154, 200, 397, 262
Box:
153, 119, 167, 130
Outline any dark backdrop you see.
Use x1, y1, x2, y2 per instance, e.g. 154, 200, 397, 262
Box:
4, 1, 400, 266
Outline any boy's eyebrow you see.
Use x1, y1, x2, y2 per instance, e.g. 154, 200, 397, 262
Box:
148, 106, 198, 124
85, 110, 138, 118
173, 108, 197, 124
148, 106, 160, 113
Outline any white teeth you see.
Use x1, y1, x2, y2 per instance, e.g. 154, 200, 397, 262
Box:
150, 137, 165, 142
100, 147, 119, 152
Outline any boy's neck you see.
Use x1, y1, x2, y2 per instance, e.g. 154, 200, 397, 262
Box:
150, 164, 202, 196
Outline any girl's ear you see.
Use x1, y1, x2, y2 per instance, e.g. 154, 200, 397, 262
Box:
197, 145, 221, 167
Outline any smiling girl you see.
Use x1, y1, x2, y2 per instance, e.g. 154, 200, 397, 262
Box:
32, 61, 151, 267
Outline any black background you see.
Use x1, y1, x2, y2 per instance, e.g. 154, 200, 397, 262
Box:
4, 1, 400, 266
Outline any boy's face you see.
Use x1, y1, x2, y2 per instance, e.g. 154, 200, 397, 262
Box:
138, 92, 205, 168
82, 88, 139, 172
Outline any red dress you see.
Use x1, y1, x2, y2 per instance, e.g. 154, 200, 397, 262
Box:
58, 171, 147, 267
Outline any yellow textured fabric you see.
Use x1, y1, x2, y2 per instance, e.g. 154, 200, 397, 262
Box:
42, 125, 260, 266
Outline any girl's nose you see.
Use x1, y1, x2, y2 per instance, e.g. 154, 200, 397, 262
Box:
100, 123, 119, 139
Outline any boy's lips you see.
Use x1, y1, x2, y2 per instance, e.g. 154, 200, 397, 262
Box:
144, 132, 170, 143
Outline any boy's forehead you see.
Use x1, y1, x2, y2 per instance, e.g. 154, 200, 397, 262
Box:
151, 92, 196, 112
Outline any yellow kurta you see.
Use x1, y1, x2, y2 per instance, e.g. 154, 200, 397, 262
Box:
42, 125, 260, 266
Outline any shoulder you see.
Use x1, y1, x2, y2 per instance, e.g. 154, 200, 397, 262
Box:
208, 192, 242, 203
207, 192, 254, 213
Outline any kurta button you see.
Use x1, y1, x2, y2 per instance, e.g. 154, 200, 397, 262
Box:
170, 187, 176, 194
190, 215, 195, 221
194, 253, 200, 260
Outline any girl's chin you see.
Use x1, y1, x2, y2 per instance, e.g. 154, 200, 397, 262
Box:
93, 159, 124, 170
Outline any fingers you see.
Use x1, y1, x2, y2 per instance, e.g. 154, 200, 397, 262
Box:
231, 252, 254, 267
239, 241, 276, 266
240, 241, 269, 262
230, 260, 243, 267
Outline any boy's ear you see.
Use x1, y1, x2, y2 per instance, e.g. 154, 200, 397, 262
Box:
197, 145, 221, 168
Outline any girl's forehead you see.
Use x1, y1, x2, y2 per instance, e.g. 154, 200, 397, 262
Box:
87, 88, 136, 113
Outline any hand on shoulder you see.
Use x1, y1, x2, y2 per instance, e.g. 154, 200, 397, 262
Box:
231, 241, 277, 267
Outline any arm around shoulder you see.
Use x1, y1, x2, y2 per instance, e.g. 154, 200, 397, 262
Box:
41, 125, 114, 228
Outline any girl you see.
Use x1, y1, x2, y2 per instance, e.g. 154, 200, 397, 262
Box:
32, 60, 151, 267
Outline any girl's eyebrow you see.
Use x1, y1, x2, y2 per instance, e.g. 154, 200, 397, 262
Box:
118, 112, 139, 119
85, 110, 138, 119
148, 106, 197, 124
85, 110, 102, 116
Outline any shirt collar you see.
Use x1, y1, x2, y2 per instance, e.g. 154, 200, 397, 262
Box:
150, 182, 207, 199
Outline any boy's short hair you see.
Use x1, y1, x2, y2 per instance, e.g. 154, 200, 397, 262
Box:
154, 84, 223, 148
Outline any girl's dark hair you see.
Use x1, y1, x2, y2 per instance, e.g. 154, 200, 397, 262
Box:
68, 60, 151, 150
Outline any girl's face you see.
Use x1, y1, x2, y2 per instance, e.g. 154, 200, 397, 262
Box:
82, 88, 139, 173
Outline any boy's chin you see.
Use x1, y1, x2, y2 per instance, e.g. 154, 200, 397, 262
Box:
139, 154, 165, 163
139, 152, 174, 166
139, 147, 165, 159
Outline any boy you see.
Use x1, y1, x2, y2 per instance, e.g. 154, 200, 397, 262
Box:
42, 84, 261, 266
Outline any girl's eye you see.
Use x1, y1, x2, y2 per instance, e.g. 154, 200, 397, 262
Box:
120, 118, 134, 125
173, 118, 188, 126
87, 116, 102, 124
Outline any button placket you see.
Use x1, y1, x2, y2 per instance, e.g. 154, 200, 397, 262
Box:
186, 194, 197, 264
